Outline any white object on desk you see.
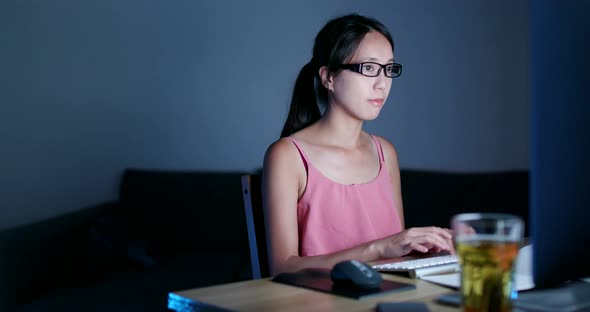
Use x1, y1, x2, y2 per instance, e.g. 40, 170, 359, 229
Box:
419, 244, 535, 291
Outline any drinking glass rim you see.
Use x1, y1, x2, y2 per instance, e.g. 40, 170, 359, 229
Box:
451, 213, 523, 223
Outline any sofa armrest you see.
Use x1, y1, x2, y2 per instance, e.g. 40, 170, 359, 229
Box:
0, 202, 115, 312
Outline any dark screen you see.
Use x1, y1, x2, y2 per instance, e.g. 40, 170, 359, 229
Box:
530, 0, 590, 288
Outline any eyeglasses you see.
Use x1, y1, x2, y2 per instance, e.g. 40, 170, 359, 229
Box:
338, 62, 402, 78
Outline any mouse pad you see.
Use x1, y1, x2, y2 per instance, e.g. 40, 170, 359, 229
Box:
271, 268, 415, 300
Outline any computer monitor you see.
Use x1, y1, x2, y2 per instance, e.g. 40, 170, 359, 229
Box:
530, 0, 590, 288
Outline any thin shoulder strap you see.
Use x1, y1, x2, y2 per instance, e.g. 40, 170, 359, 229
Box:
287, 136, 309, 171
370, 134, 386, 162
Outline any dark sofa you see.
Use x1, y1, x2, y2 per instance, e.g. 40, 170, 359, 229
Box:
401, 170, 529, 236
0, 168, 528, 311
0, 169, 252, 312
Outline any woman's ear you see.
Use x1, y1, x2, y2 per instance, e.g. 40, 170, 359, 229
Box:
319, 66, 334, 91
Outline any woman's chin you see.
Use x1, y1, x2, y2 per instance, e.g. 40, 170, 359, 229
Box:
363, 110, 382, 121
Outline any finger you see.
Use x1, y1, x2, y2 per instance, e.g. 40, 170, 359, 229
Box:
440, 228, 454, 239
429, 234, 452, 251
430, 246, 444, 254
409, 241, 429, 253
404, 229, 453, 252
414, 235, 450, 251
426, 233, 451, 250
433, 227, 453, 240
412, 227, 453, 240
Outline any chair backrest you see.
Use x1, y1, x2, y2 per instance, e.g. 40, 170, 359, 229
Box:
241, 174, 270, 279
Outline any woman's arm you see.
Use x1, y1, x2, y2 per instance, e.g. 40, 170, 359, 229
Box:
377, 136, 405, 230
262, 138, 306, 275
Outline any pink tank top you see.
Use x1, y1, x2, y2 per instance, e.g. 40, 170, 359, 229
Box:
289, 135, 403, 257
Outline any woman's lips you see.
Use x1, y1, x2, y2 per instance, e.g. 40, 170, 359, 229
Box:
368, 98, 384, 106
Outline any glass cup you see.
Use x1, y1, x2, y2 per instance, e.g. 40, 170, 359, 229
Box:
451, 213, 524, 312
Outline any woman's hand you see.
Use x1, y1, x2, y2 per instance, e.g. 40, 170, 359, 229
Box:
376, 227, 455, 259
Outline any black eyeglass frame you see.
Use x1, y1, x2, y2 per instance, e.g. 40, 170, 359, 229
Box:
338, 62, 402, 78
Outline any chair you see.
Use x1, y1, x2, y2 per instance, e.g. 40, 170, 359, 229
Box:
241, 174, 270, 279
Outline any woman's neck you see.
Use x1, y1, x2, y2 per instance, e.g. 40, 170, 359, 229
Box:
313, 109, 365, 149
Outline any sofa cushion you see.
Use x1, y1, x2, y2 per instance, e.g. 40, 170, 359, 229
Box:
401, 170, 529, 236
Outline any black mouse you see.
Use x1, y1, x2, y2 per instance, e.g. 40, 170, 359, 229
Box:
330, 260, 383, 289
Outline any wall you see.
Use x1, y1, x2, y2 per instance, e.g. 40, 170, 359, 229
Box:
0, 0, 530, 229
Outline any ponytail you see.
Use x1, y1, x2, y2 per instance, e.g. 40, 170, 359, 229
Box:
280, 60, 322, 138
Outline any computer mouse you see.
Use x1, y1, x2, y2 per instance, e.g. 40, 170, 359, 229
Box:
330, 260, 383, 289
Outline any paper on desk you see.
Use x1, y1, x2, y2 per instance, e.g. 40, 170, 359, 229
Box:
419, 244, 535, 291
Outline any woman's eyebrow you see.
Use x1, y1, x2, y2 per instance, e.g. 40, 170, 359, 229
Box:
359, 57, 395, 63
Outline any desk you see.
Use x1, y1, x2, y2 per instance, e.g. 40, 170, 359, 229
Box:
168, 274, 458, 311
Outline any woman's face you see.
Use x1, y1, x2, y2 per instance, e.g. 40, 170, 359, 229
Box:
325, 31, 394, 121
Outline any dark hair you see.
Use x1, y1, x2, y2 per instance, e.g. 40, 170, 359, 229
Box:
280, 14, 394, 138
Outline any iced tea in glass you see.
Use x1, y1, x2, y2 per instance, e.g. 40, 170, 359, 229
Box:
452, 213, 523, 312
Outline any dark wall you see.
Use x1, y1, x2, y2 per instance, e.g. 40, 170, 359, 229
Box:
0, 0, 530, 229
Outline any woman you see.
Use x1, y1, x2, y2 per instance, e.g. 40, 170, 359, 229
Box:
262, 14, 453, 275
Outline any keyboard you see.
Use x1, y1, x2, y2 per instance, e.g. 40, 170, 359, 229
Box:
372, 254, 459, 278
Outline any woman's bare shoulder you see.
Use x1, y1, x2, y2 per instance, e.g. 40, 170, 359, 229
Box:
263, 137, 305, 178
372, 135, 397, 153
263, 136, 307, 198
265, 137, 298, 162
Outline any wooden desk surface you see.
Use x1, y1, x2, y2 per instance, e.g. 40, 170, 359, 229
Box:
169, 274, 459, 312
